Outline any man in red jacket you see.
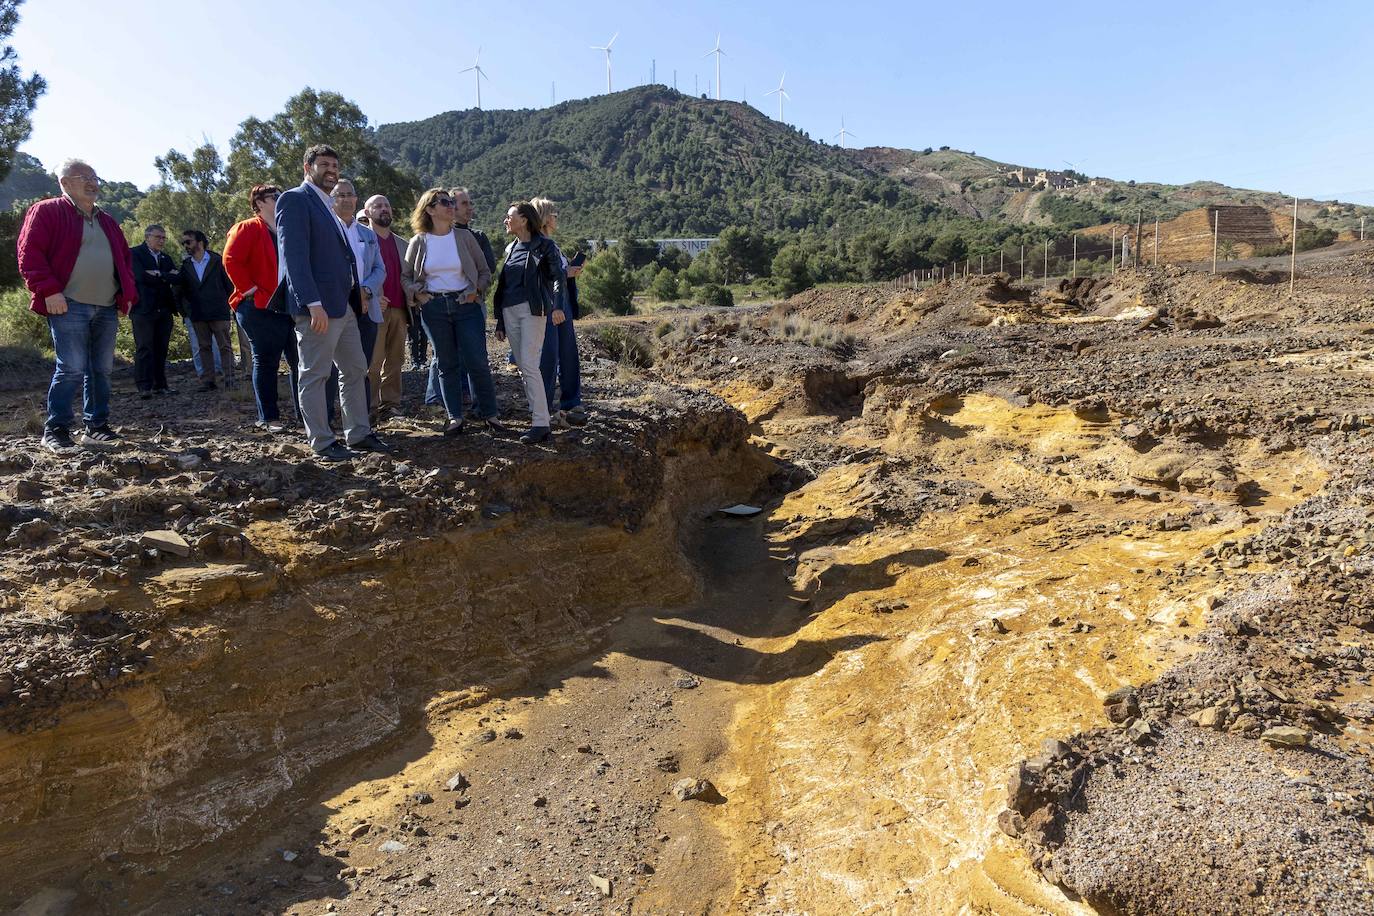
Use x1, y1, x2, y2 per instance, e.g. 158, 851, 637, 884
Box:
17, 158, 137, 454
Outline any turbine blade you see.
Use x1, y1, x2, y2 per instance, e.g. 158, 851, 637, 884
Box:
607, 32, 619, 48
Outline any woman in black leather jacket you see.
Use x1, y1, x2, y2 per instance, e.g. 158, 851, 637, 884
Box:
494, 201, 566, 444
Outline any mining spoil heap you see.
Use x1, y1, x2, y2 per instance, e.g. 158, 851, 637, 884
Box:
3, 247, 1374, 914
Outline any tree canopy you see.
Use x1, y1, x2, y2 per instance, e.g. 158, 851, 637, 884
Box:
0, 0, 43, 186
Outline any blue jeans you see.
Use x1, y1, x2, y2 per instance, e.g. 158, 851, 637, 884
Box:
419, 294, 497, 419
236, 305, 300, 423
424, 357, 442, 406
186, 317, 222, 376
425, 358, 473, 409
47, 300, 119, 430
540, 312, 581, 411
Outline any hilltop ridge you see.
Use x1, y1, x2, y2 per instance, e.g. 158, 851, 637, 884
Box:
374, 85, 1371, 240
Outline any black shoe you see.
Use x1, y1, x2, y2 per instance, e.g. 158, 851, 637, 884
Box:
565, 406, 588, 427
138, 390, 153, 401
316, 442, 355, 462
81, 425, 121, 445
519, 426, 551, 445
41, 426, 77, 454
443, 418, 468, 437
198, 379, 217, 392
349, 433, 393, 454
478, 417, 509, 435
155, 387, 175, 398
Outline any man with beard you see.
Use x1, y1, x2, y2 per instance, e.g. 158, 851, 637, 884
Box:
363, 194, 410, 416
275, 144, 389, 461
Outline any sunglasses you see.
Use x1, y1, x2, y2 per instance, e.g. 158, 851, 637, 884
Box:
433, 199, 456, 208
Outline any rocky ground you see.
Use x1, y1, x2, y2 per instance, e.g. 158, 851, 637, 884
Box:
4, 246, 1374, 914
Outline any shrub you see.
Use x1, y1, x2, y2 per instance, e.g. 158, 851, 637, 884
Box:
1296, 227, 1337, 252
650, 268, 680, 301
771, 241, 813, 297
0, 286, 49, 353
581, 250, 636, 315
697, 284, 734, 307
592, 324, 654, 368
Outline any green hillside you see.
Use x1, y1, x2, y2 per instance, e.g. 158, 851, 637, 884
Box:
376, 85, 1371, 241
374, 85, 946, 239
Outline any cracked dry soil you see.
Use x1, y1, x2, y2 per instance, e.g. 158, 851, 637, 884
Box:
4, 247, 1374, 915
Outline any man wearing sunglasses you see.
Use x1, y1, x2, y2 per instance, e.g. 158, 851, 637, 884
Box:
18, 159, 137, 453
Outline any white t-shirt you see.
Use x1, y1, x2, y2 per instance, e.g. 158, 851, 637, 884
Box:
423, 231, 470, 293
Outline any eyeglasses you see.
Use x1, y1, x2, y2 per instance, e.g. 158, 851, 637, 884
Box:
433, 199, 456, 208
63, 174, 101, 185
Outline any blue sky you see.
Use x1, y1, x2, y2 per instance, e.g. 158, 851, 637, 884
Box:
16, 0, 1374, 203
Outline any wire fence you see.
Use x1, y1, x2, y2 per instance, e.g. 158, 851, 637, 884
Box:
880, 203, 1368, 296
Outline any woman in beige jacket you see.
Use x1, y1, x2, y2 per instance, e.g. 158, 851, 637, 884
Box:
402, 188, 502, 435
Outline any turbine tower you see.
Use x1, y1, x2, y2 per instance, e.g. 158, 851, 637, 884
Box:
703, 35, 725, 100
459, 48, 489, 110
834, 117, 857, 148
765, 72, 789, 121
591, 32, 618, 93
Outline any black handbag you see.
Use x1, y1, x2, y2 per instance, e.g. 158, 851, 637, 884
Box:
265, 283, 290, 314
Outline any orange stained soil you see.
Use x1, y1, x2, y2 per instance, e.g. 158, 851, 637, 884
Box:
699, 393, 1322, 914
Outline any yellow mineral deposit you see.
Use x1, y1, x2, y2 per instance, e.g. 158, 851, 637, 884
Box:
699, 393, 1320, 914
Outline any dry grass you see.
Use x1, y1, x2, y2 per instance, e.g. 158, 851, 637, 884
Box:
766, 315, 858, 356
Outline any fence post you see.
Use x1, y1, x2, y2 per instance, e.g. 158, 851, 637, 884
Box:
980, 254, 985, 275
1111, 230, 1116, 275
1072, 234, 1077, 278
1212, 209, 1219, 275
1290, 197, 1298, 297
1154, 217, 1159, 265
1019, 245, 1025, 280
1044, 239, 1049, 281
1135, 209, 1143, 270
1000, 251, 1005, 274
1362, 216, 1366, 241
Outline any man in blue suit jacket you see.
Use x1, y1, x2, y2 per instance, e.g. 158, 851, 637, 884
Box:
276, 144, 389, 461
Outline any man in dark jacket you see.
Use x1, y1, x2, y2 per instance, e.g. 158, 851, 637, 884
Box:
129, 224, 179, 398
178, 229, 235, 390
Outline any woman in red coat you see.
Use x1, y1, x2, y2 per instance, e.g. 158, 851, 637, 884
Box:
224, 184, 299, 432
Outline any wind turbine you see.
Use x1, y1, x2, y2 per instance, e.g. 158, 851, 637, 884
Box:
703, 35, 725, 100
591, 32, 618, 93
459, 48, 489, 110
765, 72, 789, 121
834, 116, 857, 148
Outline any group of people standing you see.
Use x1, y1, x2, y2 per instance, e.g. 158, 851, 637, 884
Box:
16, 148, 587, 460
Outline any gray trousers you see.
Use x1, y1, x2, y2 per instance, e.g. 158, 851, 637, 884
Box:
191, 320, 234, 381
503, 302, 550, 427
295, 308, 370, 452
